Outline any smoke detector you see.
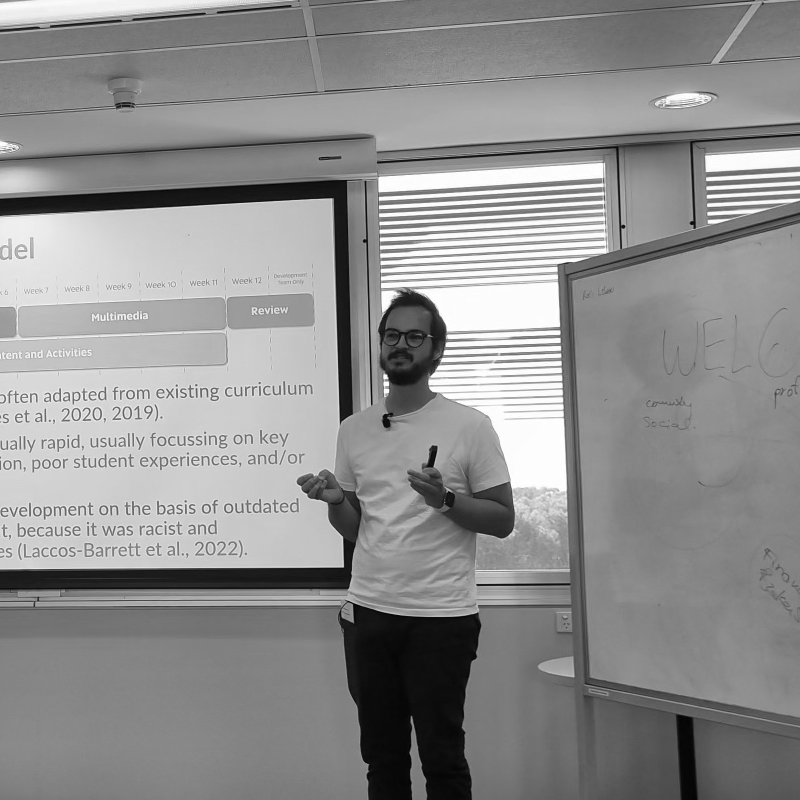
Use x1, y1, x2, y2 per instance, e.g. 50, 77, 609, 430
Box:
107, 78, 143, 113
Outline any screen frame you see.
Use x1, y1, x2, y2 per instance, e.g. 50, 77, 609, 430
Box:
0, 179, 354, 590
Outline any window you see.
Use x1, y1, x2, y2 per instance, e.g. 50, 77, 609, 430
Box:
694, 138, 800, 226
377, 152, 618, 581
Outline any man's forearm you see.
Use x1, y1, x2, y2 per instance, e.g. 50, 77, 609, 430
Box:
445, 494, 515, 538
328, 494, 361, 543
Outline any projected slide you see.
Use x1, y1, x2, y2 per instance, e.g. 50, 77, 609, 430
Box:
0, 196, 343, 573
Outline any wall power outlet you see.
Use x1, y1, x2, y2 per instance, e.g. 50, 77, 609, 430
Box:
556, 610, 573, 633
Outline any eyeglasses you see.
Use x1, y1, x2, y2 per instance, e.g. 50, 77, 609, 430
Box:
381, 328, 433, 349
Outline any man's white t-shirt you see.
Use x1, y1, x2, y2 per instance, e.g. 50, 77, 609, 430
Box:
335, 394, 510, 617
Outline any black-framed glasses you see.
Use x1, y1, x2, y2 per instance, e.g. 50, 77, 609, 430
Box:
381, 328, 433, 349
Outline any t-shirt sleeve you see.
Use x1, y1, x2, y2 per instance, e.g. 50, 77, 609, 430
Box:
467, 415, 511, 493
334, 420, 357, 492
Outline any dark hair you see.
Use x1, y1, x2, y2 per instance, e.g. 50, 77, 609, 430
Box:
378, 288, 447, 373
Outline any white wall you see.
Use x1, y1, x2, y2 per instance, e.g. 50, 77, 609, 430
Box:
0, 605, 576, 800
619, 142, 695, 247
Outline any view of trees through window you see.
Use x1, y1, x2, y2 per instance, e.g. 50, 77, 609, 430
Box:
477, 486, 568, 570
378, 159, 611, 574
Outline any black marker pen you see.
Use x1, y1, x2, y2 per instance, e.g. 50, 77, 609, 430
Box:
426, 445, 438, 469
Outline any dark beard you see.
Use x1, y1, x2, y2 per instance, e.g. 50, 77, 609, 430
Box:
380, 351, 432, 386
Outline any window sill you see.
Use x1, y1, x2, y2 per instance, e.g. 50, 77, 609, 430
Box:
0, 583, 571, 608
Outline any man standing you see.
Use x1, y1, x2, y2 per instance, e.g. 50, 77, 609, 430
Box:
297, 288, 514, 800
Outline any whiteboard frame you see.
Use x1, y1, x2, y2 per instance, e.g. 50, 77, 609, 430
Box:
559, 200, 800, 774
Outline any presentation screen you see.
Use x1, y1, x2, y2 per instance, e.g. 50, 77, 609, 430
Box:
0, 182, 352, 589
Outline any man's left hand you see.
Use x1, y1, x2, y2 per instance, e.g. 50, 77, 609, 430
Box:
407, 464, 445, 508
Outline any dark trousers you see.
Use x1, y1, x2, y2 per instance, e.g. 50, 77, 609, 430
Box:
339, 603, 481, 800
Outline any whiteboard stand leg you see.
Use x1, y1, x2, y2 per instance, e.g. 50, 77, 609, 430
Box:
676, 715, 698, 800
576, 691, 599, 800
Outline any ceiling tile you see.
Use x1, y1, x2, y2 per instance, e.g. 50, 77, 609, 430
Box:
0, 41, 317, 114
0, 9, 306, 62
318, 7, 746, 90
312, 0, 733, 34
722, 3, 800, 62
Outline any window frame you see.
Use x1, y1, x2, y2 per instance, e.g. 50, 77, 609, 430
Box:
693, 135, 800, 228
375, 148, 621, 586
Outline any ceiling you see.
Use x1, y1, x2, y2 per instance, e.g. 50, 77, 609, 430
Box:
0, 0, 799, 161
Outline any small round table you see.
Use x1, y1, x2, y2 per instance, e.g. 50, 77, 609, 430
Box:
537, 656, 575, 686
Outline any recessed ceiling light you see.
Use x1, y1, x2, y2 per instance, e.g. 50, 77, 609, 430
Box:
652, 92, 718, 110
0, 141, 21, 155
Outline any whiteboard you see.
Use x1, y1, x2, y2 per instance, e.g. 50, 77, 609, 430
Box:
562, 202, 800, 729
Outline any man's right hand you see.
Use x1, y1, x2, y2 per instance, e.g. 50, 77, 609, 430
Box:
296, 469, 346, 505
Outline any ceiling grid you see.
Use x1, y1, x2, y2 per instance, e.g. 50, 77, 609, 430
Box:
710, 1, 762, 63
300, 0, 327, 92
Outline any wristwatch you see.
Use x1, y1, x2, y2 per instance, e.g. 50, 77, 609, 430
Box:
437, 487, 456, 512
